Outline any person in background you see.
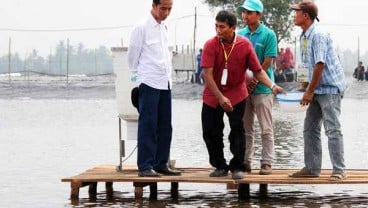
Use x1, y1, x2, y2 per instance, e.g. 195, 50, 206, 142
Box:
283, 47, 295, 81
288, 0, 347, 181
127, 0, 181, 177
201, 10, 284, 179
353, 61, 363, 80
196, 48, 204, 84
357, 61, 365, 81
275, 47, 286, 82
237, 0, 278, 175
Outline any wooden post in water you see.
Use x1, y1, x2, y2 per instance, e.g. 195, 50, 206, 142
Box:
259, 184, 268, 197
105, 182, 114, 198
238, 183, 250, 200
88, 182, 97, 199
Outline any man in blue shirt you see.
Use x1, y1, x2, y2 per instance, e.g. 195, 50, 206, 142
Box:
237, 0, 278, 175
288, 1, 347, 181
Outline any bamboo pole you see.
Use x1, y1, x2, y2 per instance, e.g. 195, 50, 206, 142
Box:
49, 47, 52, 74
192, 6, 197, 70
8, 37, 11, 84
95, 49, 98, 76
66, 38, 70, 85
357, 36, 360, 63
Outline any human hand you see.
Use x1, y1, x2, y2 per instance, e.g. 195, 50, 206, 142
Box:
271, 84, 286, 95
247, 78, 259, 93
301, 90, 314, 106
219, 96, 233, 112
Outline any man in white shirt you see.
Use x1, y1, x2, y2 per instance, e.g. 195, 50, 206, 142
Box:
128, 0, 181, 177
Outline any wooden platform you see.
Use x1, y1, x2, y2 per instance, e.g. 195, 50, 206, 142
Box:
61, 165, 368, 200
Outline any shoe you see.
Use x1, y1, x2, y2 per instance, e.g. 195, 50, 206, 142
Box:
288, 167, 319, 178
259, 164, 272, 175
209, 169, 228, 177
244, 163, 252, 173
154, 168, 181, 176
138, 169, 160, 177
329, 172, 346, 181
232, 170, 244, 179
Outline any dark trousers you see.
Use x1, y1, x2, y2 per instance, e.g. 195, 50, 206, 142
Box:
137, 83, 172, 171
201, 99, 246, 172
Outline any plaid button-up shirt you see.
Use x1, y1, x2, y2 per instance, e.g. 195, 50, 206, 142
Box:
300, 22, 346, 94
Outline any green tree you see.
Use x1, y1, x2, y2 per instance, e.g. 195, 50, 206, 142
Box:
202, 0, 296, 44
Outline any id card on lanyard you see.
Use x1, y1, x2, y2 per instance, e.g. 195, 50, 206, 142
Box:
296, 36, 310, 82
220, 36, 236, 85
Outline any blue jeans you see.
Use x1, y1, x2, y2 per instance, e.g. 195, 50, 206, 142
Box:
137, 83, 172, 171
304, 94, 345, 175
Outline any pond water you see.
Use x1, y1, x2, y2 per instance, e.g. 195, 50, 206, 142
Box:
1, 75, 368, 207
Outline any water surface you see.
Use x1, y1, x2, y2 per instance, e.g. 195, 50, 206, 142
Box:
1, 76, 368, 207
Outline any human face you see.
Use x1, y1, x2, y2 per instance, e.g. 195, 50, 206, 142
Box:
292, 9, 306, 26
241, 10, 261, 26
152, 0, 173, 23
215, 21, 235, 42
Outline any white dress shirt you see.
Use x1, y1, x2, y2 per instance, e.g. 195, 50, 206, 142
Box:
127, 13, 172, 90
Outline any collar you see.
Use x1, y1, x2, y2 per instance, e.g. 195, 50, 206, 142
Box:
219, 33, 238, 44
301, 21, 317, 39
243, 23, 264, 35
147, 13, 166, 29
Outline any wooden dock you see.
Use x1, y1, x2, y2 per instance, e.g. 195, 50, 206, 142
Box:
61, 165, 368, 200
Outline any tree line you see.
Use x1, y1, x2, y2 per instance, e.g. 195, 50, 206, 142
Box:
0, 40, 113, 76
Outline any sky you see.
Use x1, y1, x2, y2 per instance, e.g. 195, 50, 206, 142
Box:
0, 0, 367, 57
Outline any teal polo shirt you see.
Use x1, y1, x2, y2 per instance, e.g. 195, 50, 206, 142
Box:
238, 24, 277, 94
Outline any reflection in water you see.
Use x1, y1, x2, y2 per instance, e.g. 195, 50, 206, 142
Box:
273, 112, 305, 168
72, 188, 368, 207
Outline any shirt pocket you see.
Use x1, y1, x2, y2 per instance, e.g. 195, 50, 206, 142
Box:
145, 38, 162, 56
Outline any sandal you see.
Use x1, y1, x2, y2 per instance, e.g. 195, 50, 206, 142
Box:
288, 167, 319, 178
329, 172, 346, 181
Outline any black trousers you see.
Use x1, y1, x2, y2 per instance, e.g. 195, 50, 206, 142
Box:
201, 99, 246, 172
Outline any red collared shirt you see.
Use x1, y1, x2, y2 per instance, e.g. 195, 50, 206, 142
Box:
201, 35, 262, 108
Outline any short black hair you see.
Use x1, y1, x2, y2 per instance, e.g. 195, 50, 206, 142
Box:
215, 10, 237, 27
153, 0, 161, 5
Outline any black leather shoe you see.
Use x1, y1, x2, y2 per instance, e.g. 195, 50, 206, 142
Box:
154, 168, 181, 176
244, 163, 252, 173
138, 169, 160, 177
209, 169, 228, 177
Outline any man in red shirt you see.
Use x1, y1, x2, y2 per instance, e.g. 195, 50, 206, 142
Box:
201, 10, 284, 179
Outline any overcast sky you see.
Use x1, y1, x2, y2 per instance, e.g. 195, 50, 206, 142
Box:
0, 0, 367, 57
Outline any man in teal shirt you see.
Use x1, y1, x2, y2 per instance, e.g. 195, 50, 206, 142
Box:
237, 0, 278, 175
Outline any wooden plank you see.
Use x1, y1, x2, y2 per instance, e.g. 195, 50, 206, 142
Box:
62, 165, 368, 185
62, 165, 368, 200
